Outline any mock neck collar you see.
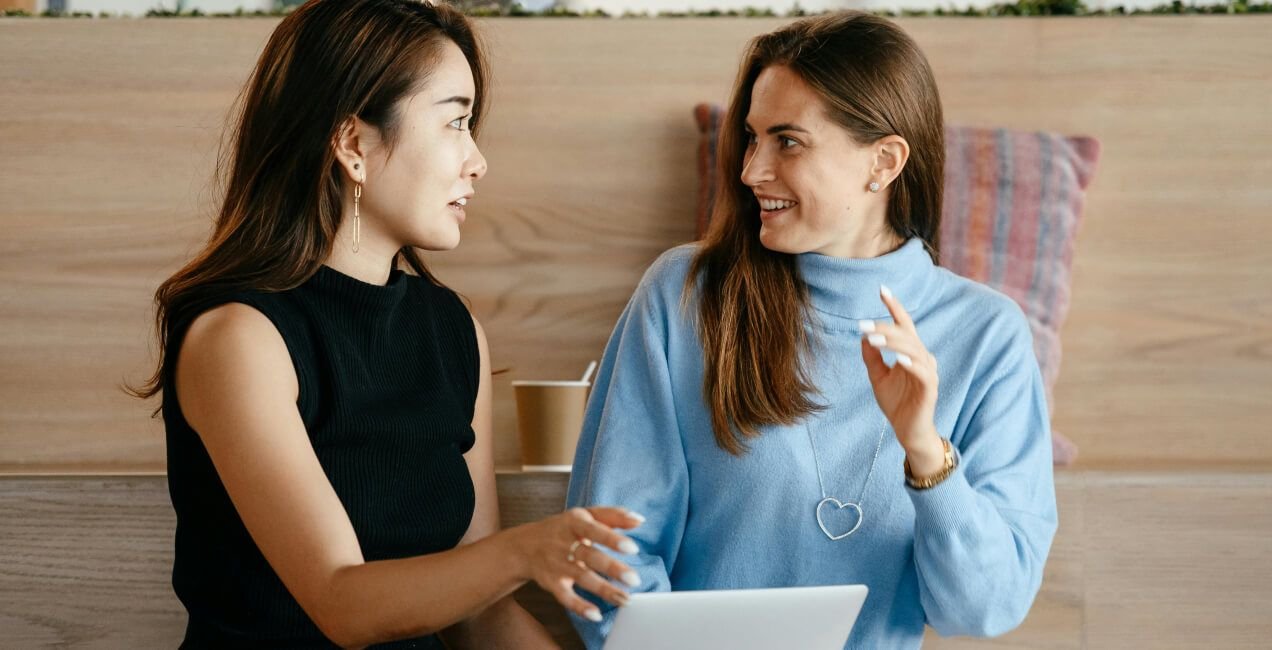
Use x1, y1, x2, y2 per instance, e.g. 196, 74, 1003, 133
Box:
796, 238, 938, 324
308, 263, 409, 311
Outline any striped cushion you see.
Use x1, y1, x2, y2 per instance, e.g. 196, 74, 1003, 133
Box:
693, 105, 1100, 465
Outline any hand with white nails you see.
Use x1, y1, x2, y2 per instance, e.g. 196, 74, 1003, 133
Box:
859, 285, 947, 477
507, 506, 644, 624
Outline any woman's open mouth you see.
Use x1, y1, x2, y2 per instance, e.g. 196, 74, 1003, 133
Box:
448, 196, 468, 221
758, 197, 797, 219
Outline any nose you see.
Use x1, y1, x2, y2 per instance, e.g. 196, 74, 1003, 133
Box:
465, 140, 488, 181
739, 143, 774, 188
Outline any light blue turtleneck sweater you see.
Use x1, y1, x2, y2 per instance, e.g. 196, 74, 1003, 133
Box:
566, 239, 1057, 649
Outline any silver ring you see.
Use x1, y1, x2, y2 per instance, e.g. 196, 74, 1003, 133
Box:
566, 538, 592, 563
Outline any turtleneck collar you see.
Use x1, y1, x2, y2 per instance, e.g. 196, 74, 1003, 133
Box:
308, 263, 409, 311
796, 237, 938, 324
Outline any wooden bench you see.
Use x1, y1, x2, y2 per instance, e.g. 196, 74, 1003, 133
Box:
4, 471, 1270, 648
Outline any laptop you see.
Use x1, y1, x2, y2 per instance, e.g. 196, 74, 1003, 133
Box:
604, 584, 868, 650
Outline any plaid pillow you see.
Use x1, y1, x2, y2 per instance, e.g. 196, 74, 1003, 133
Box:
693, 104, 1100, 465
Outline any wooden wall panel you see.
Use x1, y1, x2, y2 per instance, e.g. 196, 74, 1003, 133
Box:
1, 17, 1269, 472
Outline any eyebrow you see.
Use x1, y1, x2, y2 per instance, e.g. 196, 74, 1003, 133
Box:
434, 95, 473, 107
745, 121, 811, 135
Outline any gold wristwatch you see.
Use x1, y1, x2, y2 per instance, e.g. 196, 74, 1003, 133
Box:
904, 438, 957, 490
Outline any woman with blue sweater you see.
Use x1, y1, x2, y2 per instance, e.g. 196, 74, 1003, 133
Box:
567, 12, 1057, 649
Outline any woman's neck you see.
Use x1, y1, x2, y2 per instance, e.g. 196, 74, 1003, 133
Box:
324, 238, 397, 286
813, 226, 906, 260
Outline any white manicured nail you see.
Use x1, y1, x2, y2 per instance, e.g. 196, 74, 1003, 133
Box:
867, 333, 886, 348
622, 571, 642, 587
896, 353, 913, 368
618, 539, 639, 555
858, 320, 876, 333
880, 284, 893, 299
586, 609, 603, 622
626, 511, 646, 524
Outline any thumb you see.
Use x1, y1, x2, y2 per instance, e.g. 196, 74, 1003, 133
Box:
861, 337, 889, 386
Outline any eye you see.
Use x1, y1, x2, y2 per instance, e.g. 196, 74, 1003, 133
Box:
745, 132, 757, 146
779, 136, 799, 149
449, 115, 471, 131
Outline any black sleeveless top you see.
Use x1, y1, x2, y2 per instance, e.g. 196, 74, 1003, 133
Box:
163, 265, 479, 649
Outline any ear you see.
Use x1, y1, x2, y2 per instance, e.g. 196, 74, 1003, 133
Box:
870, 135, 911, 190
332, 115, 370, 183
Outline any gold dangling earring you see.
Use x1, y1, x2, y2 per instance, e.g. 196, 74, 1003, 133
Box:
353, 166, 362, 254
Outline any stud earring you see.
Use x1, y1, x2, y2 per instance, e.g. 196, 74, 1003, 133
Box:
868, 181, 881, 193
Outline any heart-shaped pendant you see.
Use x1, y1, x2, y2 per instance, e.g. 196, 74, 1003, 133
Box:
816, 497, 863, 540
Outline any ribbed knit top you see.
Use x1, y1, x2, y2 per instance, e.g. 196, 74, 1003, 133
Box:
163, 265, 480, 649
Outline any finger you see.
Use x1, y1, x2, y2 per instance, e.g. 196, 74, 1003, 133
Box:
585, 506, 645, 530
860, 322, 934, 365
577, 542, 641, 588
862, 337, 937, 389
553, 581, 605, 623
863, 331, 930, 367
568, 510, 640, 556
572, 562, 633, 607
878, 284, 915, 331
861, 333, 889, 385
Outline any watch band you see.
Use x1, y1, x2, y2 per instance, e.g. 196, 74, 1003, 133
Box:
904, 438, 957, 490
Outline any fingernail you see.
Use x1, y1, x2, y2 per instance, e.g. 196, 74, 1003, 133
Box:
622, 571, 642, 587
858, 320, 876, 333
880, 284, 893, 299
619, 539, 639, 555
896, 353, 913, 368
867, 333, 886, 348
627, 511, 646, 524
586, 609, 603, 622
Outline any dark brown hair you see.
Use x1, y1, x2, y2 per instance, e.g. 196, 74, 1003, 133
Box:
688, 12, 945, 455
130, 0, 488, 402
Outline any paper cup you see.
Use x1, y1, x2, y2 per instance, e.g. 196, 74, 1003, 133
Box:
512, 380, 591, 471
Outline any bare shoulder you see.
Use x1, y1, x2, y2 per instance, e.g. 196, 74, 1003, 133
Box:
176, 302, 299, 426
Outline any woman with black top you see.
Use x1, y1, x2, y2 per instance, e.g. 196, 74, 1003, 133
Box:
130, 1, 641, 647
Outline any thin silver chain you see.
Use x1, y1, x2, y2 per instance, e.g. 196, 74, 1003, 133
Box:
807, 420, 889, 506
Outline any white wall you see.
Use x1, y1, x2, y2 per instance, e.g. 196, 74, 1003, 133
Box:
56, 0, 272, 14
557, 0, 1166, 13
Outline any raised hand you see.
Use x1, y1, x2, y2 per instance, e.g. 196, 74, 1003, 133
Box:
859, 285, 946, 475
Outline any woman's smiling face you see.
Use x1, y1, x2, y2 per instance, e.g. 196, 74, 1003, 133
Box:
741, 64, 895, 258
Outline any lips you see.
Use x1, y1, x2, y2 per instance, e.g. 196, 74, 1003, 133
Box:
756, 195, 798, 219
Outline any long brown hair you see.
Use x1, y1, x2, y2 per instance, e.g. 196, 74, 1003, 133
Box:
130, 0, 489, 402
688, 12, 945, 455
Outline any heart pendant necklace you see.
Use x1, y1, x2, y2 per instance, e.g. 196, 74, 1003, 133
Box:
808, 420, 889, 541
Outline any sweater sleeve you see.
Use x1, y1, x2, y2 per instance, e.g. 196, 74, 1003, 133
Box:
909, 306, 1058, 638
565, 261, 690, 649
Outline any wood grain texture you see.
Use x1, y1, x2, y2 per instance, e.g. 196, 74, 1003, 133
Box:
0, 17, 1269, 472
3, 472, 1271, 648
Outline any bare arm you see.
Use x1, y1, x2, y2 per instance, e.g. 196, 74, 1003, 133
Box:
440, 316, 558, 649
176, 304, 638, 648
